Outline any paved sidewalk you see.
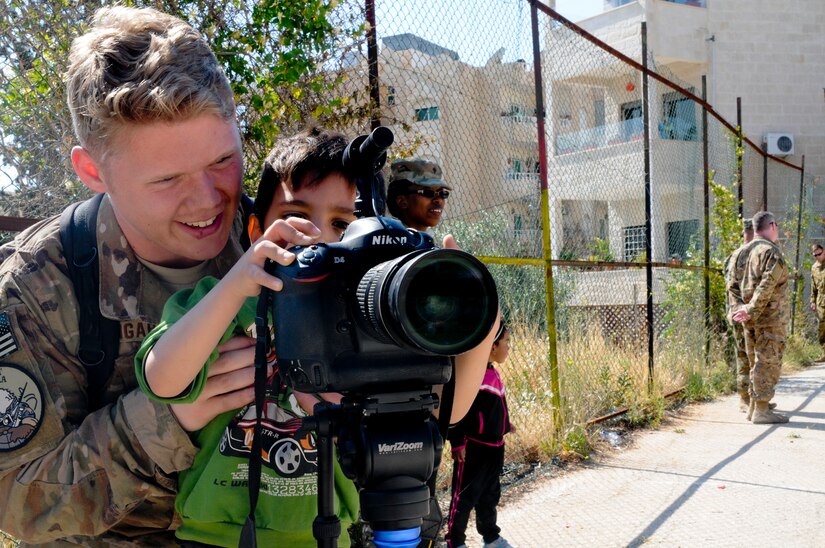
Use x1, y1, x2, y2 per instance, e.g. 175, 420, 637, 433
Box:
464, 364, 825, 547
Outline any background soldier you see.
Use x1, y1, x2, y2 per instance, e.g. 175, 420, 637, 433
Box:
724, 219, 755, 412
810, 243, 825, 361
732, 211, 790, 424
387, 158, 452, 231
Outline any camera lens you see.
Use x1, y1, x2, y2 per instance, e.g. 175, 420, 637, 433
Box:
356, 249, 498, 355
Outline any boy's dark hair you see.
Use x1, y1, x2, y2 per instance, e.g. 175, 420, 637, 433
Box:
254, 126, 355, 219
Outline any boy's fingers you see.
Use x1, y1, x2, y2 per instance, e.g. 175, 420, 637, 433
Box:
216, 335, 256, 354
262, 217, 320, 247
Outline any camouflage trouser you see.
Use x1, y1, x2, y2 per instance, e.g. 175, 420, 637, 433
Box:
731, 321, 750, 395
817, 308, 825, 346
743, 323, 786, 402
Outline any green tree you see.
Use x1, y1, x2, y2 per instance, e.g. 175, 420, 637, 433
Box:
0, 0, 369, 221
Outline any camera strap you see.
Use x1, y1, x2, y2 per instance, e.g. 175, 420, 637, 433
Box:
239, 286, 274, 548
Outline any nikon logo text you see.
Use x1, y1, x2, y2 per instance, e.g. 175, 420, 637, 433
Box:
372, 235, 407, 245
378, 441, 424, 454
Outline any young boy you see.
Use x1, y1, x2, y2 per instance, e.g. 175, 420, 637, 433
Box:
135, 127, 498, 546
446, 323, 514, 548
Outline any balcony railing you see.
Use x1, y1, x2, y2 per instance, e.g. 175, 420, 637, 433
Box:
555, 118, 643, 155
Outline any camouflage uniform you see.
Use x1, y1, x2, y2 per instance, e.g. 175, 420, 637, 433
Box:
732, 236, 790, 403
724, 242, 756, 398
0, 195, 244, 546
810, 260, 825, 350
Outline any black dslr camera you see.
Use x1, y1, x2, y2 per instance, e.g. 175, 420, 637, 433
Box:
269, 128, 498, 395
265, 127, 498, 546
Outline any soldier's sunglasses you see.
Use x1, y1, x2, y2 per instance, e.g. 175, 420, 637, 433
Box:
409, 188, 450, 199
815, 251, 823, 257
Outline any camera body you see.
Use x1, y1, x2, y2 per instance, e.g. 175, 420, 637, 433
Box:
271, 215, 497, 394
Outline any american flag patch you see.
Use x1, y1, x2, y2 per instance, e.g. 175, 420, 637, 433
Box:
0, 312, 20, 358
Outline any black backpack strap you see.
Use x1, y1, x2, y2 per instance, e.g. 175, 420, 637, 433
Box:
239, 193, 255, 251
59, 193, 121, 411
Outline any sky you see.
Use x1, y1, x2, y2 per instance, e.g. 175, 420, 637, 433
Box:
374, 0, 604, 66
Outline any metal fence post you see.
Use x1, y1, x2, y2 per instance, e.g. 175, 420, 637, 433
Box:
791, 155, 806, 336
736, 97, 743, 219
365, 0, 380, 130
530, 0, 562, 436
641, 22, 654, 393
702, 76, 711, 365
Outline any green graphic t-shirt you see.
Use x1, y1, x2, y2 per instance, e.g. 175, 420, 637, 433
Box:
135, 276, 359, 547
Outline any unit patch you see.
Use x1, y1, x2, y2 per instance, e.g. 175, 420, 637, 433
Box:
0, 363, 44, 451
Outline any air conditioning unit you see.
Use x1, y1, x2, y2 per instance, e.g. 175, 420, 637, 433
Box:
764, 133, 795, 156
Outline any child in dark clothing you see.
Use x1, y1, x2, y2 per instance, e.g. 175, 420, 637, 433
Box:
446, 323, 514, 548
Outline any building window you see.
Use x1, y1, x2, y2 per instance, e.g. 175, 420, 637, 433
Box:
660, 90, 697, 141
667, 219, 699, 260
623, 225, 646, 261
415, 106, 439, 122
620, 100, 643, 139
387, 86, 396, 106
514, 214, 524, 237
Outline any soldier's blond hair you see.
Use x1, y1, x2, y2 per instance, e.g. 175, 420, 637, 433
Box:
753, 211, 776, 232
66, 6, 235, 157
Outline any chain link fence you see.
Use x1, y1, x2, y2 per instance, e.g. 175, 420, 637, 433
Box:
1, 0, 820, 524
371, 0, 819, 492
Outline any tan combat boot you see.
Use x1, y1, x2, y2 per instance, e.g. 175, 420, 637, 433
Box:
751, 401, 789, 424
738, 392, 750, 413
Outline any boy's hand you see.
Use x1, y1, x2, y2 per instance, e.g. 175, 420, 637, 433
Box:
223, 217, 321, 300
170, 336, 263, 431
451, 447, 466, 462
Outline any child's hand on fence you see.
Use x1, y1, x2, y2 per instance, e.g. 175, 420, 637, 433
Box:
451, 446, 466, 463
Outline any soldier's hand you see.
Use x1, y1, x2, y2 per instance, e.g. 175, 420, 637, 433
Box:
170, 336, 263, 432
811, 302, 817, 312
732, 309, 750, 323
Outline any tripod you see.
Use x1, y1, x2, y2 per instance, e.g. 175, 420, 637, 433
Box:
303, 390, 443, 548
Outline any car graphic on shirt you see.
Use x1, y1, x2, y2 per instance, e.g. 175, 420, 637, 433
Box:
219, 397, 318, 478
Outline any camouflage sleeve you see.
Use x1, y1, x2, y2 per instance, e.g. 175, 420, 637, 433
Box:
726, 249, 745, 308
811, 266, 818, 304
743, 248, 786, 320
0, 267, 195, 542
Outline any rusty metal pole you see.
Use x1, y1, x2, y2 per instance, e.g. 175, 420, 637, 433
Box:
365, 0, 381, 130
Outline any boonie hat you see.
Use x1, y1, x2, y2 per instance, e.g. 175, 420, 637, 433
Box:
389, 158, 452, 190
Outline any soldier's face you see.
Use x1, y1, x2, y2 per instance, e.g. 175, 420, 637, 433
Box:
81, 115, 243, 267
394, 185, 449, 231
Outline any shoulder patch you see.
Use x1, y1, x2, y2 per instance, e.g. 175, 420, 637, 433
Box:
0, 364, 44, 451
0, 312, 19, 359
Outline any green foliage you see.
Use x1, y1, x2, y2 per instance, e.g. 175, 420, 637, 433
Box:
625, 396, 665, 428
586, 237, 614, 262
0, 0, 369, 217
561, 425, 590, 458
681, 361, 735, 402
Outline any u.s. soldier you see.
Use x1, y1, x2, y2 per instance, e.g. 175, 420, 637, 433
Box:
723, 218, 755, 412
0, 6, 311, 545
731, 211, 790, 424
809, 243, 825, 361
